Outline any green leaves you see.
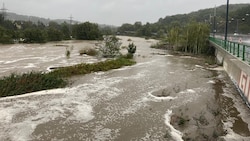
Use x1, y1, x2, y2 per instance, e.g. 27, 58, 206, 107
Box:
73, 22, 102, 40
167, 21, 210, 54
0, 72, 66, 97
127, 43, 136, 54
0, 58, 136, 97
99, 35, 122, 58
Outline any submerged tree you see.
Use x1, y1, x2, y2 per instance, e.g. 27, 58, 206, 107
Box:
99, 35, 121, 58
167, 21, 210, 54
167, 21, 181, 50
126, 42, 137, 59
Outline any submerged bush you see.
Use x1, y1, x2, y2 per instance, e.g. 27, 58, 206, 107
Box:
79, 48, 98, 56
99, 35, 122, 58
0, 72, 67, 97
0, 58, 136, 97
51, 57, 136, 77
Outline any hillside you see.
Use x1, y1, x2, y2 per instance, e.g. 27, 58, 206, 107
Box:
157, 4, 250, 34
118, 4, 250, 37
5, 12, 78, 25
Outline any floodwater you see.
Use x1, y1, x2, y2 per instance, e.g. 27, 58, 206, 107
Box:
0, 36, 250, 141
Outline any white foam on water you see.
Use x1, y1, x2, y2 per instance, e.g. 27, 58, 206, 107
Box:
24, 63, 37, 68
3, 57, 45, 65
195, 65, 204, 68
0, 89, 67, 100
4, 58, 29, 64
221, 120, 250, 141
122, 96, 149, 115
170, 88, 203, 109
165, 55, 174, 57
8, 45, 27, 50
0, 87, 96, 141
164, 110, 184, 141
148, 92, 177, 101
92, 126, 120, 141
208, 66, 224, 71
180, 89, 196, 94
207, 80, 216, 84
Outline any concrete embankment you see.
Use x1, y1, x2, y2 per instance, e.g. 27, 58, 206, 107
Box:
212, 41, 250, 107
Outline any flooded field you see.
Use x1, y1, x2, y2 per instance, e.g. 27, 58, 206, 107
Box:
0, 36, 250, 140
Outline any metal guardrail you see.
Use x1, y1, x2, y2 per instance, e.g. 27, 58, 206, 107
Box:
209, 37, 250, 64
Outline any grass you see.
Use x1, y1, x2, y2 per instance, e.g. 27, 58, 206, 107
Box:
0, 57, 136, 97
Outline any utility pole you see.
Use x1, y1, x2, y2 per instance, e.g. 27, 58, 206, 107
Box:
225, 0, 229, 43
0, 3, 8, 20
213, 5, 217, 37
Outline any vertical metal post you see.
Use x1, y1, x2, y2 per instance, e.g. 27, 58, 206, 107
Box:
224, 0, 229, 46
227, 41, 229, 51
233, 42, 235, 55
237, 44, 240, 57
243, 45, 246, 61
229, 42, 232, 53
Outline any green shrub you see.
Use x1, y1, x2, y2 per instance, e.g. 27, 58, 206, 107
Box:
0, 58, 136, 97
79, 48, 98, 56
0, 72, 67, 97
51, 57, 136, 77
127, 43, 136, 54
99, 35, 122, 58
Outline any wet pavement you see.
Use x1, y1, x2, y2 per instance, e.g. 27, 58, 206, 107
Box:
0, 36, 250, 141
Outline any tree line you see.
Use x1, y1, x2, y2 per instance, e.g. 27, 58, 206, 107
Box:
0, 14, 110, 44
117, 4, 250, 38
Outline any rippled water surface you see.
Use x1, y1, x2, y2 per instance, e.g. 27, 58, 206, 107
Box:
0, 36, 250, 141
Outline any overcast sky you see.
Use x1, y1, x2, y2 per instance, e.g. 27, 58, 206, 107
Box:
1, 0, 250, 26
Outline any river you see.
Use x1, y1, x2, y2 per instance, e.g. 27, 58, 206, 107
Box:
0, 36, 250, 141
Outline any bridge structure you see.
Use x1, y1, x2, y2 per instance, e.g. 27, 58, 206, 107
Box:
209, 36, 250, 107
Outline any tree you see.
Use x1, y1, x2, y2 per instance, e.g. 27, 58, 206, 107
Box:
74, 22, 102, 40
167, 21, 181, 49
61, 23, 71, 40
99, 35, 121, 58
0, 26, 13, 44
23, 28, 46, 43
47, 27, 63, 41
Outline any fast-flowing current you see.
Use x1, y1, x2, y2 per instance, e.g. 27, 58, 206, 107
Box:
0, 36, 250, 141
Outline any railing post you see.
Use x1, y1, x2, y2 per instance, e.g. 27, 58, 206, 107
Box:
233, 42, 235, 55
237, 44, 240, 57
229, 42, 232, 53
227, 41, 229, 51
243, 45, 246, 61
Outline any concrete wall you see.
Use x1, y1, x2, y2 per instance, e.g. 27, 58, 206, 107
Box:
211, 42, 250, 107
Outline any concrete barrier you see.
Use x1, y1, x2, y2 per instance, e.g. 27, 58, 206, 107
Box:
211, 42, 250, 107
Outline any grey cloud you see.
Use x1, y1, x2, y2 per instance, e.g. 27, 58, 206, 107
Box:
2, 0, 250, 26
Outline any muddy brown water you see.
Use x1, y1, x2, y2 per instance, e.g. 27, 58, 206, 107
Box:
0, 36, 250, 141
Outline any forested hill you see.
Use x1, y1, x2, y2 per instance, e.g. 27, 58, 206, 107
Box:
158, 4, 249, 24
6, 12, 78, 25
118, 4, 250, 37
